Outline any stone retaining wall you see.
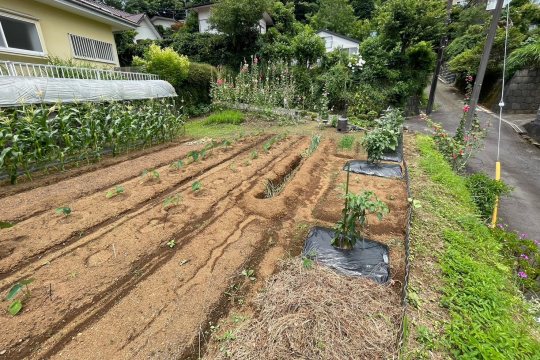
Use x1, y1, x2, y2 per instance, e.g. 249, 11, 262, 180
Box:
503, 69, 540, 114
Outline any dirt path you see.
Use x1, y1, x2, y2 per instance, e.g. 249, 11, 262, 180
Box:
0, 135, 408, 359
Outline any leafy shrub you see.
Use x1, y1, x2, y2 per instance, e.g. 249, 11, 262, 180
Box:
204, 110, 245, 125
133, 44, 190, 87
177, 62, 218, 107
361, 109, 404, 163
466, 172, 512, 221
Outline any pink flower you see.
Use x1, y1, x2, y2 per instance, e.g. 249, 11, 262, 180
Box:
216, 79, 224, 86
518, 271, 528, 279
519, 233, 528, 239
520, 254, 529, 260
463, 105, 470, 113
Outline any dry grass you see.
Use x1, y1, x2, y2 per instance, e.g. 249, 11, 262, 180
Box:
213, 259, 402, 360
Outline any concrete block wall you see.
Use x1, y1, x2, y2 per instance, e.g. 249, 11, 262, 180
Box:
503, 69, 540, 114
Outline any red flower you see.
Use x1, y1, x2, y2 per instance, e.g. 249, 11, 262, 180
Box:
463, 105, 470, 113
217, 79, 224, 86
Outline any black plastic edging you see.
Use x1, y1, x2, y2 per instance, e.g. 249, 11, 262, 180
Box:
396, 159, 413, 355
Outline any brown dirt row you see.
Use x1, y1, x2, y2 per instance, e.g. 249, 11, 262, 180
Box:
51, 138, 334, 360
0, 138, 191, 198
0, 136, 309, 359
0, 139, 205, 223
0, 136, 268, 281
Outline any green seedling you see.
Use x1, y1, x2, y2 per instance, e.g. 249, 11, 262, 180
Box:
200, 149, 207, 159
192, 181, 202, 192
5, 279, 34, 316
219, 330, 236, 342
222, 139, 231, 147
170, 159, 184, 170
167, 239, 176, 248
106, 185, 125, 199
263, 142, 272, 154
250, 150, 258, 160
188, 150, 200, 162
55, 206, 72, 216
163, 194, 182, 210
141, 169, 160, 183
241, 269, 256, 281
0, 221, 14, 229
302, 256, 314, 269
408, 197, 422, 209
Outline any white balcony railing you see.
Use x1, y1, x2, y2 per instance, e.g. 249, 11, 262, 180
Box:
0, 60, 159, 81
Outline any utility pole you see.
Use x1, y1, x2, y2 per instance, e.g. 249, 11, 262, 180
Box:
465, 0, 505, 129
426, 0, 454, 115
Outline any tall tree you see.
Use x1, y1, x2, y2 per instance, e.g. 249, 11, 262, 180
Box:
350, 0, 374, 19
310, 0, 357, 35
210, 0, 272, 47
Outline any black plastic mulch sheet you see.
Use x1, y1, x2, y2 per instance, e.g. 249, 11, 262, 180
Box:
381, 134, 403, 163
303, 227, 390, 284
343, 160, 403, 179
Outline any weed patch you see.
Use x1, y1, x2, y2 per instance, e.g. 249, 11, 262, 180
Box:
204, 110, 245, 125
410, 135, 540, 358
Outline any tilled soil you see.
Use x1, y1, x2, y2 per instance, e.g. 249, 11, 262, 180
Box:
0, 135, 408, 359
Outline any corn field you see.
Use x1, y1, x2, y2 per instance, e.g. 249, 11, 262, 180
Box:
0, 99, 184, 184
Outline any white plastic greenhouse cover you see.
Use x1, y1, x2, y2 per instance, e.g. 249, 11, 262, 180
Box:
0, 77, 177, 106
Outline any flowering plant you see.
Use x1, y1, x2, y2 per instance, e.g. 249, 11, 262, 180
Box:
492, 225, 540, 292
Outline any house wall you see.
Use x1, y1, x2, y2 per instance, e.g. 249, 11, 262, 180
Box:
0, 0, 119, 67
135, 18, 160, 41
317, 32, 359, 54
195, 6, 217, 34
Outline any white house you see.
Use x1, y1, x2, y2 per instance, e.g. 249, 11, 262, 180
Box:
316, 30, 360, 55
129, 14, 162, 41
150, 16, 181, 29
188, 3, 273, 34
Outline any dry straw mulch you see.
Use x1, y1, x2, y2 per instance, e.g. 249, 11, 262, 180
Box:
215, 259, 402, 360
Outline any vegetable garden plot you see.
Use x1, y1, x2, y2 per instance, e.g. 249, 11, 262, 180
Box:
0, 136, 409, 360
312, 166, 408, 282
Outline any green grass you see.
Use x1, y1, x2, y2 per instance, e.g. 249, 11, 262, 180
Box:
338, 135, 355, 150
412, 135, 539, 358
204, 110, 245, 125
185, 119, 245, 138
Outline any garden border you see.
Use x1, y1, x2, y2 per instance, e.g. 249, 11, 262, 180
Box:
396, 158, 412, 355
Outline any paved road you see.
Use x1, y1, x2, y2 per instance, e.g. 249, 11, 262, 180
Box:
407, 81, 540, 242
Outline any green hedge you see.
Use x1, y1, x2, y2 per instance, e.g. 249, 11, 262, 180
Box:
176, 62, 217, 111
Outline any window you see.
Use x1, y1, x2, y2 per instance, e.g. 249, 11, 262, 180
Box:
69, 34, 115, 63
0, 13, 43, 54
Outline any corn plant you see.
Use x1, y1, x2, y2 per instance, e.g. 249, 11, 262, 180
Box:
55, 206, 72, 216
106, 185, 125, 199
0, 99, 184, 184
5, 279, 34, 316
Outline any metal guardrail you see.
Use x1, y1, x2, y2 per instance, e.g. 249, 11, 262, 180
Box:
0, 60, 159, 81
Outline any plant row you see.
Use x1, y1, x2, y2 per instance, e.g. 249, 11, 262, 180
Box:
0, 99, 185, 184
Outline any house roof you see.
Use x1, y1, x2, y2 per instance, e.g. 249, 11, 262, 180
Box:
73, 0, 145, 24
316, 30, 360, 44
